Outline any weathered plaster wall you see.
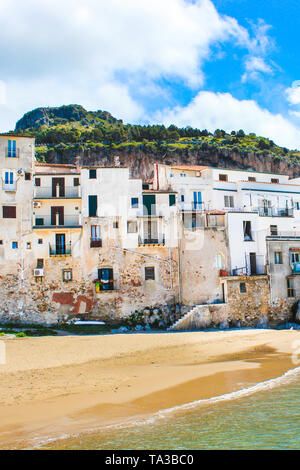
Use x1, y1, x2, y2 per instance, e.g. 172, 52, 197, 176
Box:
180, 225, 229, 305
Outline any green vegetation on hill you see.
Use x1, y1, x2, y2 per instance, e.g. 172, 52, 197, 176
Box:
13, 104, 300, 163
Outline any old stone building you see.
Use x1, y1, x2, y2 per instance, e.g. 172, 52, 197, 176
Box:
0, 137, 298, 327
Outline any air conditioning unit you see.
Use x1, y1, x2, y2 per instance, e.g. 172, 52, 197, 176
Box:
17, 169, 25, 176
33, 201, 42, 208
34, 268, 44, 277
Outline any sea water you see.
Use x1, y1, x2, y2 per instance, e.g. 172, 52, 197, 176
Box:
48, 368, 300, 450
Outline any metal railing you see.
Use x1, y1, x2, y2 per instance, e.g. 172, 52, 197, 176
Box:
231, 255, 266, 276
34, 186, 80, 198
49, 242, 72, 256
5, 148, 20, 158
33, 215, 81, 227
90, 238, 102, 248
267, 231, 300, 239
255, 207, 294, 217
3, 183, 17, 192
138, 235, 165, 245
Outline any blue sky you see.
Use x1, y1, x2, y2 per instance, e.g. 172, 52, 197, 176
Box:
0, 0, 299, 148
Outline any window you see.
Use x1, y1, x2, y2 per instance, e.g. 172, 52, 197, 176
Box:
274, 252, 283, 264
271, 178, 279, 183
88, 195, 97, 217
7, 140, 17, 158
131, 197, 139, 208
296, 202, 300, 211
243, 221, 252, 241
287, 278, 295, 298
3, 206, 16, 218
127, 221, 137, 233
181, 195, 185, 202
35, 178, 41, 187
73, 177, 79, 187
113, 221, 119, 229
26, 242, 31, 249
145, 266, 155, 281
183, 212, 204, 229
89, 169, 97, 179
270, 225, 278, 236
215, 253, 224, 269
97, 268, 114, 291
193, 191, 202, 210
240, 282, 247, 293
291, 252, 300, 263
224, 195, 234, 208
219, 174, 228, 182
169, 194, 176, 206
5, 171, 14, 185
12, 241, 18, 249
180, 173, 186, 177
37, 259, 44, 269
248, 176, 256, 182
91, 225, 101, 247
62, 269, 72, 282
25, 173, 31, 181
0, 240, 3, 245
38, 239, 43, 244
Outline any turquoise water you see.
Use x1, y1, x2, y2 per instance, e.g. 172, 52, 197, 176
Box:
50, 370, 300, 450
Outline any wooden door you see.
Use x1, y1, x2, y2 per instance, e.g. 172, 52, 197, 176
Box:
51, 206, 64, 226
52, 178, 65, 197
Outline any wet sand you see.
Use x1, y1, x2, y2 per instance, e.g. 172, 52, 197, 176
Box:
0, 329, 298, 449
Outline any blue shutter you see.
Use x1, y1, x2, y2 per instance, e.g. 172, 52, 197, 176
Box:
12, 140, 16, 156
10, 172, 13, 184
5, 172, 8, 184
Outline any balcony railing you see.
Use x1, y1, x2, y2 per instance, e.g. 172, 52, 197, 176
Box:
231, 255, 266, 276
4, 183, 17, 192
90, 238, 102, 248
5, 148, 20, 158
49, 242, 72, 256
33, 215, 81, 228
256, 207, 294, 217
266, 231, 300, 239
138, 236, 165, 245
34, 186, 80, 198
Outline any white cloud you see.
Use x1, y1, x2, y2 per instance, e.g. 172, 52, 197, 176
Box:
95, 83, 144, 122
286, 83, 300, 106
0, 0, 265, 131
242, 56, 273, 82
156, 91, 300, 149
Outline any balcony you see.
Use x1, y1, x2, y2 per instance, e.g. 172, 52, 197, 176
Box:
5, 148, 20, 158
34, 186, 80, 198
3, 183, 17, 192
179, 202, 204, 212
49, 242, 72, 256
256, 207, 293, 217
138, 236, 165, 246
33, 215, 81, 228
90, 238, 102, 248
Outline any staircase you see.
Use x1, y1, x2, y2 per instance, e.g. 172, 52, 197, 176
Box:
168, 304, 212, 331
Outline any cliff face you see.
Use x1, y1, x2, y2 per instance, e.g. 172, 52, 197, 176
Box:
44, 146, 300, 180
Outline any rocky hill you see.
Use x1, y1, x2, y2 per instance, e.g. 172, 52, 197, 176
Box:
14, 104, 300, 179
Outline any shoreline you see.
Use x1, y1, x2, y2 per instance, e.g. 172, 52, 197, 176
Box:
0, 329, 299, 449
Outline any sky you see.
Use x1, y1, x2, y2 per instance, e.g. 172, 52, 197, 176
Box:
0, 0, 299, 149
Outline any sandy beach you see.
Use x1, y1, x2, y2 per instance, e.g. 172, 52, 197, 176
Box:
0, 329, 299, 449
